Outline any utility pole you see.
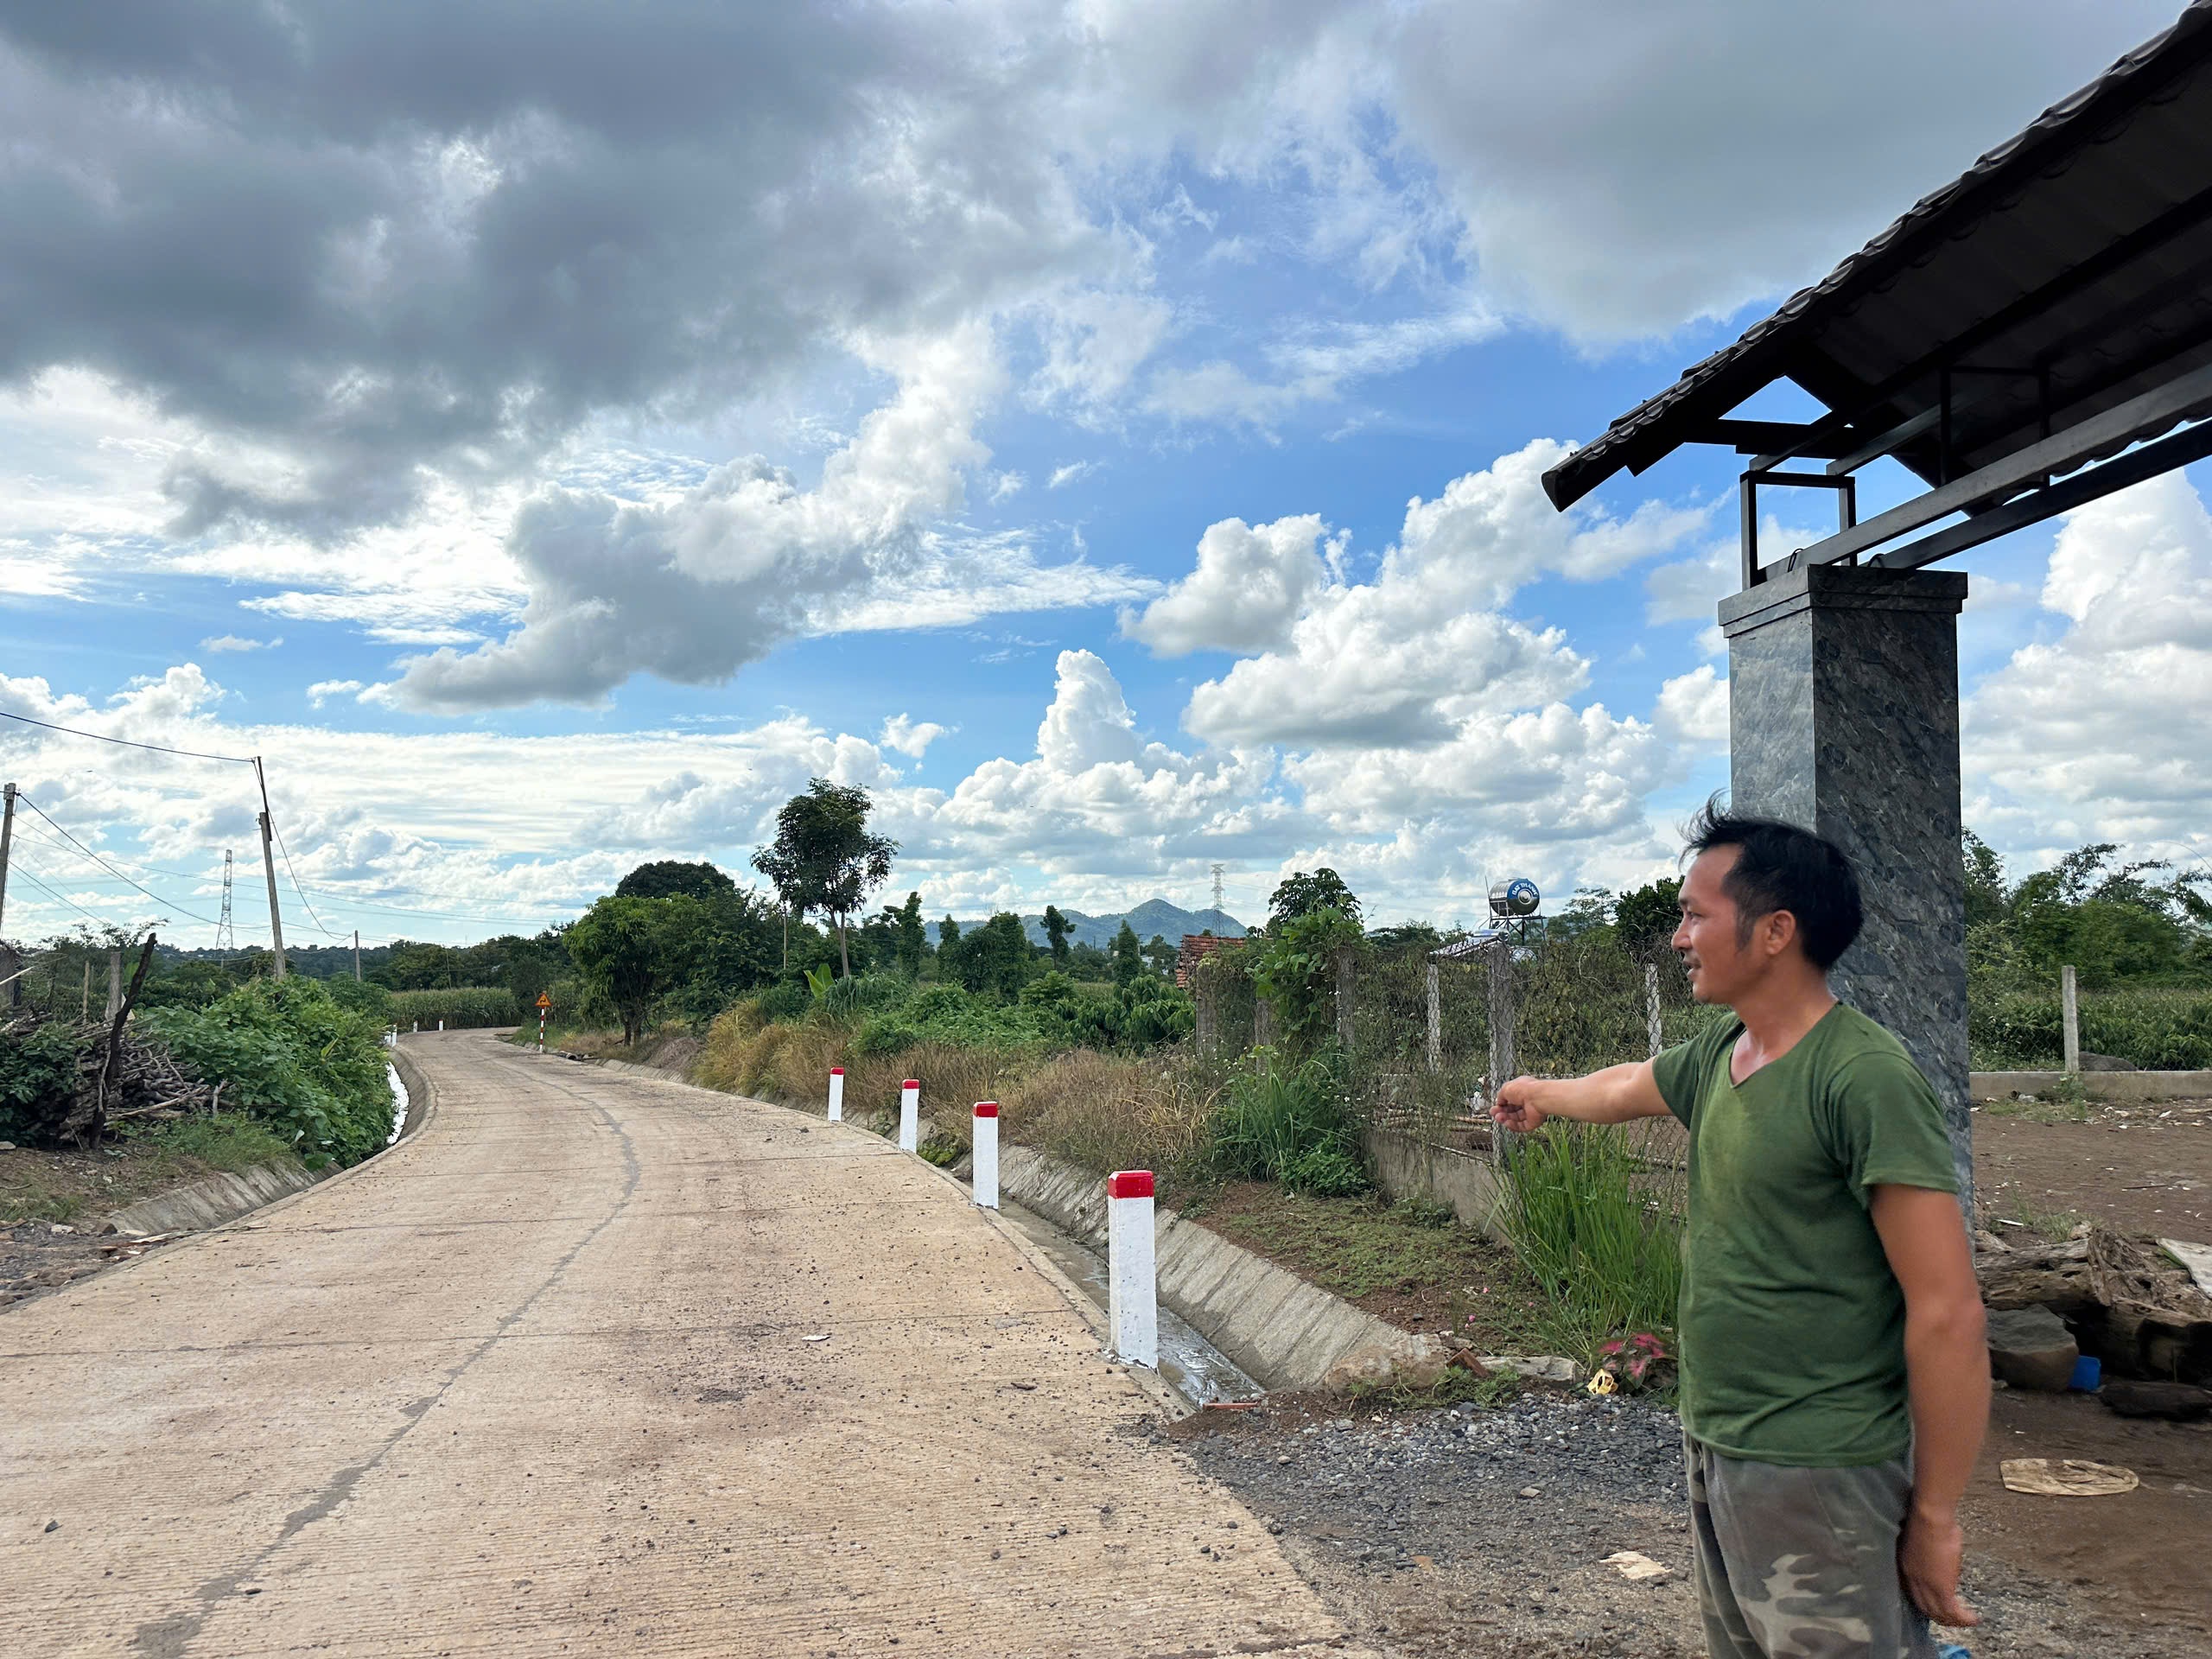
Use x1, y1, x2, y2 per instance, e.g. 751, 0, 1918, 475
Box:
0, 781, 16, 941
353, 929, 362, 981
254, 757, 287, 979
0, 783, 15, 1008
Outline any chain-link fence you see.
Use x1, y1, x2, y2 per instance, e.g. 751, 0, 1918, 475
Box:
1195, 930, 1723, 1162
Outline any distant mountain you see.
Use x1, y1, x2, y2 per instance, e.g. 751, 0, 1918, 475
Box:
945, 899, 1248, 951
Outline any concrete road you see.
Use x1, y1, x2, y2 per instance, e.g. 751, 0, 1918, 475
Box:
0, 1033, 1373, 1658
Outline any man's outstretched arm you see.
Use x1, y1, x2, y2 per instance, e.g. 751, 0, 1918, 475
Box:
1491, 1060, 1672, 1132
1872, 1183, 1989, 1630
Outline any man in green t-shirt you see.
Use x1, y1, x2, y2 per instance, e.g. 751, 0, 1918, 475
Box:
1491, 805, 1988, 1659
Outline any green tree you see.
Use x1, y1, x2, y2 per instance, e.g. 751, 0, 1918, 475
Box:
565, 895, 697, 1045
1249, 906, 1363, 1055
1042, 904, 1071, 967
1269, 868, 1362, 929
962, 912, 1035, 999
1612, 878, 1682, 957
1109, 919, 1144, 987
1142, 932, 1176, 978
1961, 832, 2009, 929
893, 892, 929, 976
614, 860, 738, 902
750, 779, 899, 978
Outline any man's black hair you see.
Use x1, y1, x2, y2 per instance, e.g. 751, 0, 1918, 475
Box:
1682, 797, 1864, 969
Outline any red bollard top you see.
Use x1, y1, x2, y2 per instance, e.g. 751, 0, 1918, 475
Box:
1107, 1170, 1155, 1199
973, 1101, 1000, 1118
902, 1078, 920, 1090
830, 1067, 844, 1076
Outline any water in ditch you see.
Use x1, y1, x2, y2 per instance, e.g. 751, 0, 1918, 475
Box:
998, 1196, 1261, 1408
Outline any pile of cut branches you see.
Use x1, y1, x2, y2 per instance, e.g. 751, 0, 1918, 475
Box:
1, 935, 217, 1147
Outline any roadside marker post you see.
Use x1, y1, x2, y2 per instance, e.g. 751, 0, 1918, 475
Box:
972, 1103, 999, 1209
899, 1078, 920, 1153
437, 1020, 444, 1033
536, 991, 552, 1054
827, 1066, 844, 1122
1106, 1170, 1158, 1367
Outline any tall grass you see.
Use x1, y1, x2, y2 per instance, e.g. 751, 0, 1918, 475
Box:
388, 988, 518, 1029
1497, 1120, 1683, 1350
1208, 1049, 1367, 1195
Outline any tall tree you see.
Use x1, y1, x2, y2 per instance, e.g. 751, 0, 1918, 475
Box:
1041, 904, 1071, 966
1268, 868, 1362, 929
614, 860, 737, 902
565, 895, 696, 1046
1109, 919, 1143, 987
893, 891, 929, 976
750, 779, 898, 978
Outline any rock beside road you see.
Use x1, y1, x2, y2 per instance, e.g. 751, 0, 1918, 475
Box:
1986, 1305, 2079, 1391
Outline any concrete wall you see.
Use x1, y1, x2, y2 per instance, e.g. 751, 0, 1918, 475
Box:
996, 1145, 1431, 1391
1361, 1127, 1506, 1241
1972, 1070, 2212, 1104
102, 1159, 326, 1237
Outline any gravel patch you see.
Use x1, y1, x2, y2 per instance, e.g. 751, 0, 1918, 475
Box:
1164, 1391, 2199, 1658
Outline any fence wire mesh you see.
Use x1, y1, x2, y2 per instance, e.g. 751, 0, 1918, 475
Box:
1198, 930, 1722, 1168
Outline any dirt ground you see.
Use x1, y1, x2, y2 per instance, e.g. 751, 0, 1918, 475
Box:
1170, 1388, 2212, 1659
1973, 1097, 2211, 1240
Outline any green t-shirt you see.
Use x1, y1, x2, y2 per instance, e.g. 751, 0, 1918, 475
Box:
1651, 1001, 1959, 1466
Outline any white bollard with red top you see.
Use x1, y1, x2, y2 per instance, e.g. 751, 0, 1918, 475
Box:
827, 1066, 845, 1122
1106, 1170, 1158, 1367
972, 1103, 1000, 1208
899, 1078, 920, 1153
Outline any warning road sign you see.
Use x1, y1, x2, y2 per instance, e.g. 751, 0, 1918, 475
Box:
536, 993, 552, 1008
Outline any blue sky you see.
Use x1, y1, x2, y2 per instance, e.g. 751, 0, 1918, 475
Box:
3, 1, 2208, 948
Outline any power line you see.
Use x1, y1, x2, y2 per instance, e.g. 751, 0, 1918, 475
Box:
3, 855, 131, 931
269, 817, 340, 940
13, 795, 219, 925
0, 709, 256, 764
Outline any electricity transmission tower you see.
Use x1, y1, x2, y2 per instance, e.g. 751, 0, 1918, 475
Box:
1211, 862, 1226, 915
214, 849, 235, 960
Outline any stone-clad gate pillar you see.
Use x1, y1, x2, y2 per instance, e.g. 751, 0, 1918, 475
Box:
1719, 564, 1974, 1207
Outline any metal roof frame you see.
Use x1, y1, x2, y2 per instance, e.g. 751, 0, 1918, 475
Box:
1541, 3, 2212, 585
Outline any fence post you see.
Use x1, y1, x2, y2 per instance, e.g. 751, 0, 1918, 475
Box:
2061, 965, 2080, 1076
827, 1066, 844, 1122
1194, 971, 1216, 1057
1254, 998, 1275, 1050
1426, 960, 1441, 1075
1645, 962, 1663, 1058
1488, 942, 1517, 1164
899, 1077, 920, 1153
1334, 949, 1355, 1051
105, 949, 122, 1023
972, 1102, 999, 1209
1106, 1170, 1158, 1366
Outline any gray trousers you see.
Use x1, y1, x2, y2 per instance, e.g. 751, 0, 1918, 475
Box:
1684, 1436, 1939, 1659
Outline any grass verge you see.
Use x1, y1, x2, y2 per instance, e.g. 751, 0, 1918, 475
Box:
1182, 1181, 1572, 1357
1, 1115, 299, 1224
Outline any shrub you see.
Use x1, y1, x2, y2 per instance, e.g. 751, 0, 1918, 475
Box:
754, 979, 811, 1023
149, 978, 394, 1167
0, 1020, 86, 1144
851, 1017, 921, 1058
1970, 987, 2212, 1069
